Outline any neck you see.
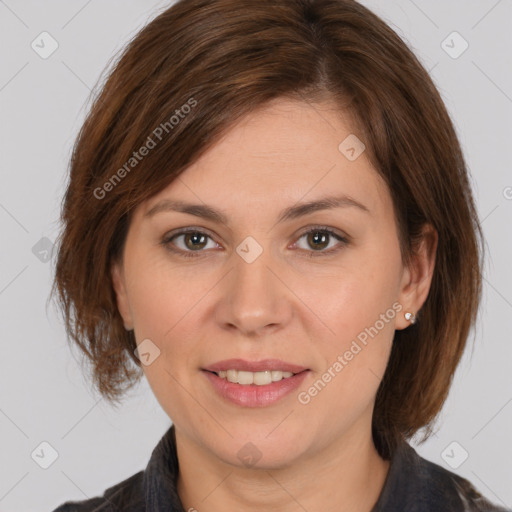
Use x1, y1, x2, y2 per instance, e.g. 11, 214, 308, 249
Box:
175, 416, 390, 512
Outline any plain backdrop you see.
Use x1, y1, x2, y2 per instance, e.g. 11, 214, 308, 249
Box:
0, 1, 511, 510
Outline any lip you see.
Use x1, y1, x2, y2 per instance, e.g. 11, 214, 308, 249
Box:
203, 358, 308, 374
202, 369, 310, 408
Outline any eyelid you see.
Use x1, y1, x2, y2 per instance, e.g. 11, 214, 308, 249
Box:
293, 224, 349, 241
164, 225, 218, 239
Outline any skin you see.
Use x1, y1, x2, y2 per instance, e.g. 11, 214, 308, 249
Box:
111, 97, 437, 512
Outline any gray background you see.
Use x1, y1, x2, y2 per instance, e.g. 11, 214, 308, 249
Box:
0, 1, 511, 510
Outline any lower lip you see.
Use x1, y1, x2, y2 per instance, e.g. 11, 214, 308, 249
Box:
202, 370, 310, 407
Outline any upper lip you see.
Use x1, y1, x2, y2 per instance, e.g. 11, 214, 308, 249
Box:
203, 358, 308, 374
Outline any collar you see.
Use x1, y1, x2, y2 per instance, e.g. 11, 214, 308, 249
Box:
143, 424, 184, 511
370, 435, 462, 511
141, 424, 506, 512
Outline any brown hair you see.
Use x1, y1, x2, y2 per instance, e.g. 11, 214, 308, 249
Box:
50, 0, 483, 459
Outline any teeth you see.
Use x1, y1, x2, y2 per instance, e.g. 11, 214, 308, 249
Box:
238, 370, 254, 385
217, 369, 294, 385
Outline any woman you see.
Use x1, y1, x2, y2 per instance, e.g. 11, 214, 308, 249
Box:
50, 0, 510, 510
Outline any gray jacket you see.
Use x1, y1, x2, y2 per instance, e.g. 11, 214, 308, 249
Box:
52, 424, 511, 511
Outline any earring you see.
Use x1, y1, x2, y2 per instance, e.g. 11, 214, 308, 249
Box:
404, 312, 416, 324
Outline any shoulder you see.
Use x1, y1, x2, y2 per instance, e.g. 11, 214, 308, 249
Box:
374, 440, 511, 511
423, 458, 510, 512
404, 442, 510, 511
51, 470, 145, 511
51, 424, 182, 512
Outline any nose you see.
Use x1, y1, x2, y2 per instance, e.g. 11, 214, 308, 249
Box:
215, 245, 293, 338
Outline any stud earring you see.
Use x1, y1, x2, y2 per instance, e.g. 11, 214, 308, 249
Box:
404, 312, 416, 324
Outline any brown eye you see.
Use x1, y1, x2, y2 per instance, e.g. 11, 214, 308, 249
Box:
161, 229, 219, 258
306, 231, 330, 251
294, 227, 349, 258
182, 232, 208, 250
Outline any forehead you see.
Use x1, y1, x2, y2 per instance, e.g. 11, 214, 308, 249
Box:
140, 97, 390, 222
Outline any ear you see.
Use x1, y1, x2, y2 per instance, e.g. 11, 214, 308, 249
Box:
395, 223, 438, 330
111, 259, 134, 330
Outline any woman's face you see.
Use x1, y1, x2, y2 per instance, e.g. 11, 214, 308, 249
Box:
112, 97, 432, 468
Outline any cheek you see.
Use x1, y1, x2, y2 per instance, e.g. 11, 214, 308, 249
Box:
125, 255, 217, 398
310, 242, 403, 343
300, 298, 396, 424
125, 252, 205, 337
125, 259, 203, 419
300, 240, 401, 406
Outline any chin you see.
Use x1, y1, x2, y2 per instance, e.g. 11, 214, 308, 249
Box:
222, 443, 304, 471
207, 424, 311, 469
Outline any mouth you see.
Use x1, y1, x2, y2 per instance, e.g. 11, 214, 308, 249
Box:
201, 358, 310, 407
205, 369, 298, 386
202, 358, 308, 384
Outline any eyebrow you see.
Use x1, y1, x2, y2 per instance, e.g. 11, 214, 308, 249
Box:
144, 194, 370, 225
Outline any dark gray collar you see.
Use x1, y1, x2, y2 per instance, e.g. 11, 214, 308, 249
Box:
143, 424, 184, 511
141, 424, 509, 512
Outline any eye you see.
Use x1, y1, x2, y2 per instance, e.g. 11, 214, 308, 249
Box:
161, 228, 220, 258
292, 226, 349, 258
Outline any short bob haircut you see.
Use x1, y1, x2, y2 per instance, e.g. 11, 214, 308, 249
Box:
51, 0, 483, 460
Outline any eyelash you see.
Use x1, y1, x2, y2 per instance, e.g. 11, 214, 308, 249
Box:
160, 226, 349, 259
